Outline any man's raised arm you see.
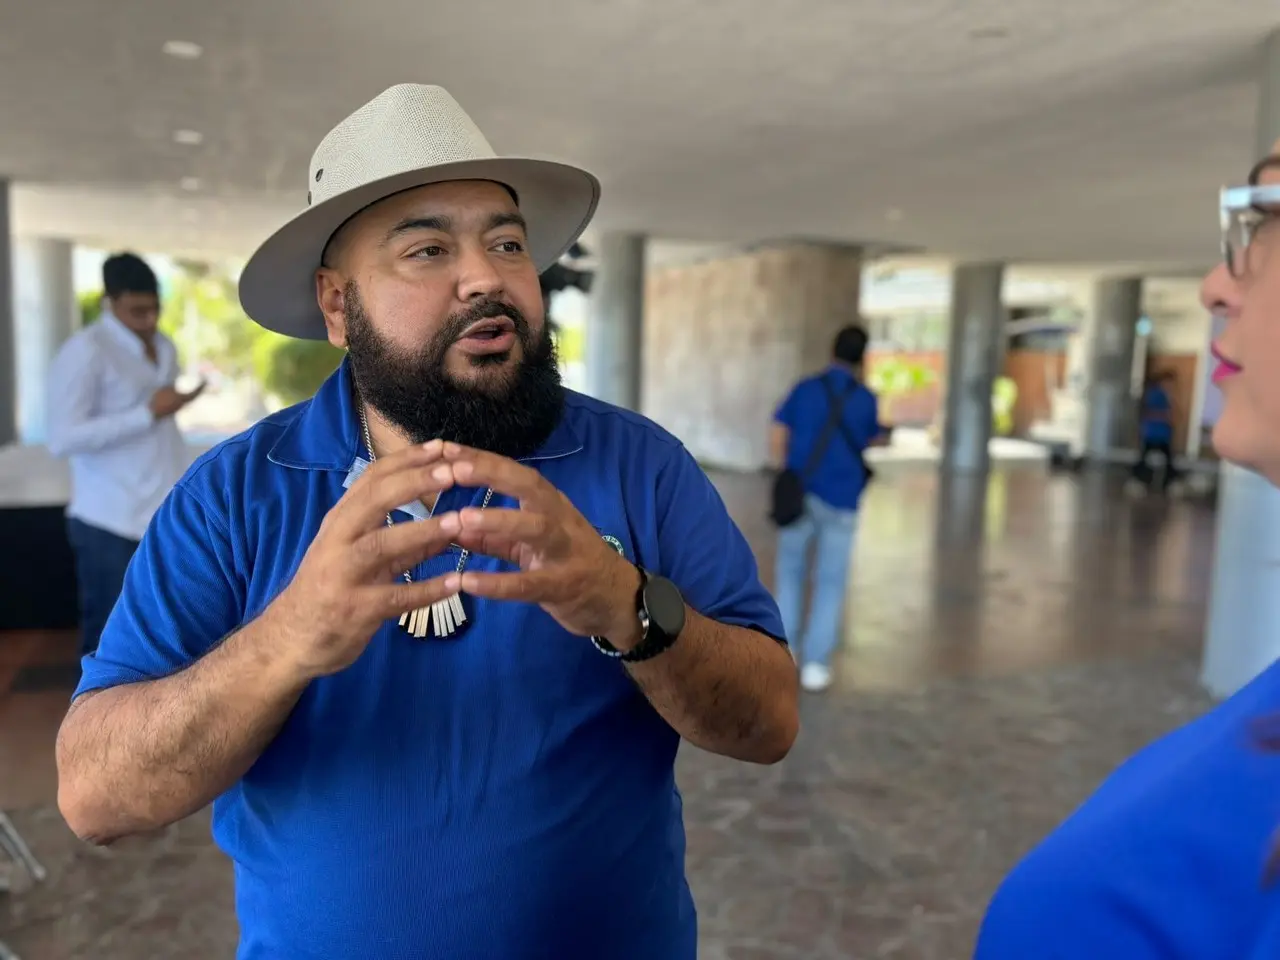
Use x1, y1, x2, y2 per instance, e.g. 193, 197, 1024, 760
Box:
57, 442, 463, 842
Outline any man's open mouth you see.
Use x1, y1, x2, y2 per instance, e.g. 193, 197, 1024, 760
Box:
460, 317, 516, 341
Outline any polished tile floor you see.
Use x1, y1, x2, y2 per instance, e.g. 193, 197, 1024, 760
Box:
0, 465, 1221, 958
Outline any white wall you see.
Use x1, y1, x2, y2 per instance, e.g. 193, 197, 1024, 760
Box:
1143, 278, 1211, 354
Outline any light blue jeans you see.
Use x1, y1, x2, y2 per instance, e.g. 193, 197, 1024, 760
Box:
773, 494, 858, 667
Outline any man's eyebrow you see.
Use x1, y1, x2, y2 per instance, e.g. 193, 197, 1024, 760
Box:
487, 211, 528, 234
379, 212, 527, 246
381, 215, 451, 246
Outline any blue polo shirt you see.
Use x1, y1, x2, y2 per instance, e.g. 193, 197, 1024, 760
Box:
774, 366, 881, 510
975, 658, 1280, 959
76, 358, 784, 960
1140, 384, 1174, 444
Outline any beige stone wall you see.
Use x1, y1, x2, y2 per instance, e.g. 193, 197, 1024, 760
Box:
641, 243, 862, 470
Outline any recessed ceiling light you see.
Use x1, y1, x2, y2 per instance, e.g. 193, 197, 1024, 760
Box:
163, 40, 203, 60
969, 26, 1009, 40
173, 129, 204, 146
180, 176, 201, 191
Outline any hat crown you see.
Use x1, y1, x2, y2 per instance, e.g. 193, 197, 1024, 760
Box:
307, 84, 497, 206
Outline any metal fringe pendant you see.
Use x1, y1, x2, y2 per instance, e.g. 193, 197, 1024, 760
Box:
355, 397, 491, 642
399, 591, 470, 639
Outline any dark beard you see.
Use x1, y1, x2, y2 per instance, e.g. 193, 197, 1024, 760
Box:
343, 281, 564, 459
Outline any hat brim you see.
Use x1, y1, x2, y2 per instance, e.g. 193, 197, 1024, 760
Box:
238, 157, 600, 340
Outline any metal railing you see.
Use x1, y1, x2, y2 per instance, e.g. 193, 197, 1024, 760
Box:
0, 811, 45, 960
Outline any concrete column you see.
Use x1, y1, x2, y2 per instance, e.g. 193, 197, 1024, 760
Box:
1202, 466, 1280, 696
0, 181, 15, 447
14, 238, 75, 445
1083, 277, 1142, 458
585, 233, 645, 410
941, 262, 1005, 474
1201, 30, 1280, 698
638, 242, 862, 469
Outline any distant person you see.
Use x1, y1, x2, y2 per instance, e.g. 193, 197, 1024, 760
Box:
770, 324, 890, 692
45, 253, 204, 655
974, 146, 1280, 960
1128, 369, 1180, 494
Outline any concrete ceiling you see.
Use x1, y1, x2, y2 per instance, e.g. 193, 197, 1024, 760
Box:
1, 0, 1277, 271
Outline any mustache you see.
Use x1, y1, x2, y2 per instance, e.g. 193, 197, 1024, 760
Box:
440, 299, 529, 343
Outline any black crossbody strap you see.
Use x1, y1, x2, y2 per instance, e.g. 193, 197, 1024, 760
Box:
820, 376, 866, 459
800, 376, 857, 480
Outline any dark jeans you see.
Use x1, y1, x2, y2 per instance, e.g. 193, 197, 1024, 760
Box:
66, 518, 139, 656
1131, 441, 1180, 491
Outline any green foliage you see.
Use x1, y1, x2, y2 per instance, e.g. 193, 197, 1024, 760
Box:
136, 261, 338, 404
79, 261, 342, 406
552, 323, 583, 365
158, 269, 262, 375
78, 290, 103, 326
253, 333, 345, 406
992, 376, 1018, 436
867, 357, 937, 399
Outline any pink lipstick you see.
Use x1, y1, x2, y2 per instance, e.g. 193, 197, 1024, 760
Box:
1211, 344, 1242, 384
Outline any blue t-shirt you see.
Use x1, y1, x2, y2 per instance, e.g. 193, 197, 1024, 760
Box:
77, 358, 784, 960
975, 659, 1280, 959
774, 366, 881, 510
1141, 385, 1174, 444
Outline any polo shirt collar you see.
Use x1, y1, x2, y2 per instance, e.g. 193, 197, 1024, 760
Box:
267, 356, 584, 472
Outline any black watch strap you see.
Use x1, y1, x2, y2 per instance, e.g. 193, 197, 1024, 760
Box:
590, 566, 685, 663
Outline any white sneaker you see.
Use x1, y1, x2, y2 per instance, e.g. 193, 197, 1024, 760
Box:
800, 663, 833, 692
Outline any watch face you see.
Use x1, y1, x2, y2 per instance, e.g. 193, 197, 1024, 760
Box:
644, 575, 686, 636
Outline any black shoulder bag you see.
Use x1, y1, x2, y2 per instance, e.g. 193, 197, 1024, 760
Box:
770, 378, 857, 527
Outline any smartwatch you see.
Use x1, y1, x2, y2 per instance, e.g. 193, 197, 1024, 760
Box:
591, 565, 686, 663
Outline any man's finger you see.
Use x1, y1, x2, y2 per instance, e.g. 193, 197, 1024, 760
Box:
449, 529, 524, 565
351, 440, 446, 486
346, 442, 446, 504
330, 450, 454, 539
349, 514, 462, 580
368, 572, 462, 620
439, 443, 553, 507
458, 569, 559, 603
456, 506, 554, 546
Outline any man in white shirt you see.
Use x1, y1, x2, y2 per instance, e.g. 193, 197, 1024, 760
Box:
45, 253, 203, 655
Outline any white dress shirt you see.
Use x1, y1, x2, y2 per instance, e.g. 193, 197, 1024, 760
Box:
45, 310, 192, 541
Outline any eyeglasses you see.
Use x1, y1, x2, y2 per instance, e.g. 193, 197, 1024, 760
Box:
1220, 183, 1280, 277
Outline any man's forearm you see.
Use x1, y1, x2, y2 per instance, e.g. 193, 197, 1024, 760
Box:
46, 405, 155, 457
56, 610, 309, 843
621, 608, 799, 764
768, 423, 790, 470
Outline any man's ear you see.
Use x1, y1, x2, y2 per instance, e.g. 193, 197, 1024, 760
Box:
316, 269, 348, 348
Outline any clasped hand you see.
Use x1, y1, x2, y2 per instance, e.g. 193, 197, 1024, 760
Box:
438, 442, 642, 645
269, 440, 641, 680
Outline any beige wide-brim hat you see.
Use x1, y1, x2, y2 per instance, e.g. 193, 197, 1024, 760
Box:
239, 83, 600, 340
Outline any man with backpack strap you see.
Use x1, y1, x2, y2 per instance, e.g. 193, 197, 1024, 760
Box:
769, 325, 891, 692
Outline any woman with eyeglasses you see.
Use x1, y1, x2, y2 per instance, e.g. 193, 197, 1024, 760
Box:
974, 152, 1280, 958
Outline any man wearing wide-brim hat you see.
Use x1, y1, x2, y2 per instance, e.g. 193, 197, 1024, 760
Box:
54, 84, 799, 958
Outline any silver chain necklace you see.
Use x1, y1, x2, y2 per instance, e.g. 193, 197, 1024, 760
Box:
357, 403, 492, 639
